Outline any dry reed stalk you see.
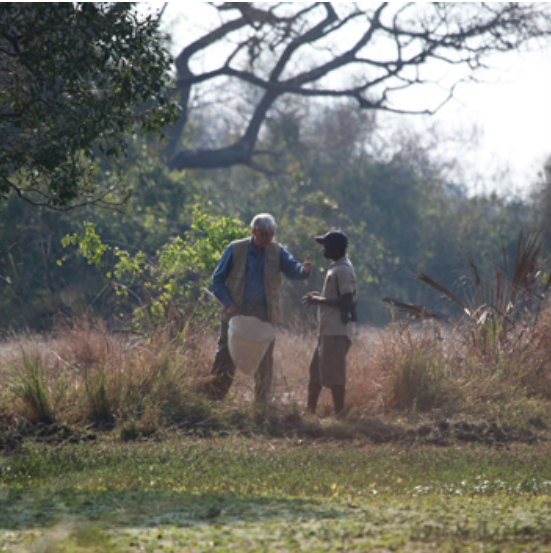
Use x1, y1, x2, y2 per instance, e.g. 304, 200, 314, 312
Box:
514, 303, 551, 399
180, 322, 219, 378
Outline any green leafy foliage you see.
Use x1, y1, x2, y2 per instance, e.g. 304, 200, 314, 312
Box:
62, 222, 108, 269
0, 137, 201, 331
63, 206, 248, 334
0, 3, 178, 208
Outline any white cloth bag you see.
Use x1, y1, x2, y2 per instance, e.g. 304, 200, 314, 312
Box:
228, 315, 275, 375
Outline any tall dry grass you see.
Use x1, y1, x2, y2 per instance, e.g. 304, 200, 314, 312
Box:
0, 320, 218, 432
2, 303, 551, 434
372, 230, 551, 426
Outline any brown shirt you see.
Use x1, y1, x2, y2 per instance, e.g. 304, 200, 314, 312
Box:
318, 256, 356, 340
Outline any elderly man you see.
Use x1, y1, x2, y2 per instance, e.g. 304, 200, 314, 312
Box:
302, 230, 357, 416
208, 213, 311, 414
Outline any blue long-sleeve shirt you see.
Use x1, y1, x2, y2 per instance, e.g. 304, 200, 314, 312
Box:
212, 239, 309, 307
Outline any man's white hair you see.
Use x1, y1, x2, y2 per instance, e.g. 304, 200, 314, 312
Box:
250, 213, 277, 231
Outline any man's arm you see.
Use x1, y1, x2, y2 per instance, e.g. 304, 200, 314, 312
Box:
279, 246, 311, 279
211, 245, 235, 308
302, 266, 355, 309
302, 291, 354, 309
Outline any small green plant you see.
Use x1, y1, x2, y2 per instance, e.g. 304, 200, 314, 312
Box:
83, 365, 115, 427
118, 419, 139, 442
8, 351, 55, 425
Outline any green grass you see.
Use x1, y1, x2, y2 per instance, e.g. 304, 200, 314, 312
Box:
3, 435, 551, 552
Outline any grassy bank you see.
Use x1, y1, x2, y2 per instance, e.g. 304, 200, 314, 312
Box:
2, 435, 551, 552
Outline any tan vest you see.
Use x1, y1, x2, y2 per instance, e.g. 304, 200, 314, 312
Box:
227, 238, 282, 324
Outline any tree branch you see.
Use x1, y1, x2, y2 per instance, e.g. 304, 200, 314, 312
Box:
165, 2, 551, 170
2, 175, 131, 212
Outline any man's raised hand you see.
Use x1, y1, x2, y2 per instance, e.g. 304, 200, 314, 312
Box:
303, 254, 312, 275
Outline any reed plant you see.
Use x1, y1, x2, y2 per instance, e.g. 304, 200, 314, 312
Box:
376, 231, 551, 421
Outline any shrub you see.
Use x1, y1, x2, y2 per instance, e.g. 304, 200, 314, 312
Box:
39, 319, 223, 431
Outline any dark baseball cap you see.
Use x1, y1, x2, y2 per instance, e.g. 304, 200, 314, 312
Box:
314, 230, 348, 249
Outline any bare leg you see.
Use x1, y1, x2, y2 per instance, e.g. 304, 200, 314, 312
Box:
331, 385, 345, 416
307, 341, 322, 414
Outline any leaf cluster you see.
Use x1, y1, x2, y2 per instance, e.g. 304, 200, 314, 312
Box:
0, 3, 178, 208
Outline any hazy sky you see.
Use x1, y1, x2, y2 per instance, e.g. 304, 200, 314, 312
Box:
414, 46, 551, 198
156, 2, 551, 198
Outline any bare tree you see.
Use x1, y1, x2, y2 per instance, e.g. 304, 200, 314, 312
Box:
165, 2, 551, 171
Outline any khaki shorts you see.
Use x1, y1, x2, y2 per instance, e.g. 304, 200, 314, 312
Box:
308, 335, 351, 388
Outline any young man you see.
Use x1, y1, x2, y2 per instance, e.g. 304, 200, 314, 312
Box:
208, 213, 311, 415
302, 230, 357, 416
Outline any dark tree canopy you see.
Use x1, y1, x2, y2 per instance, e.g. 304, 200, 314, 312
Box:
165, 2, 551, 171
0, 2, 178, 209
